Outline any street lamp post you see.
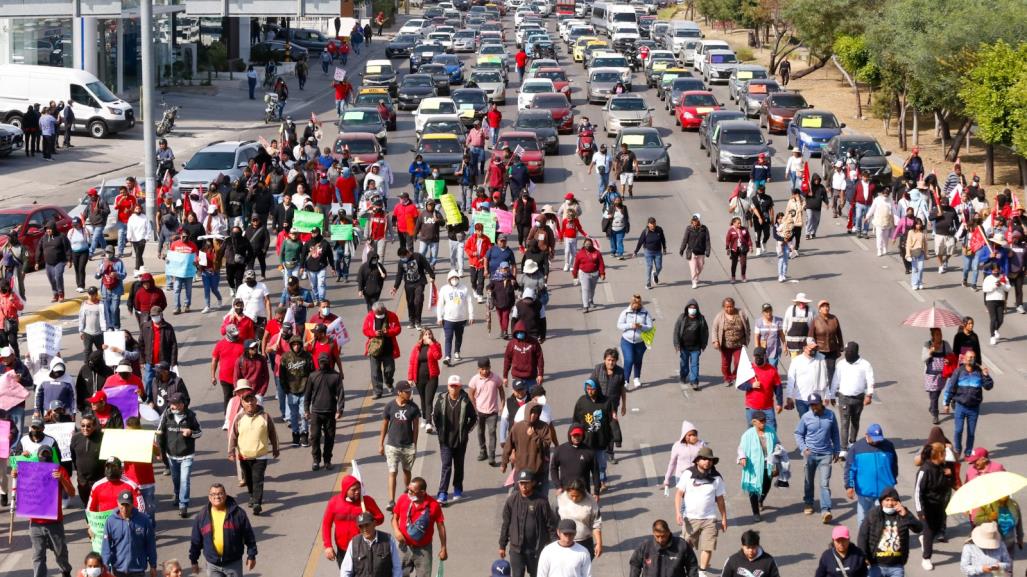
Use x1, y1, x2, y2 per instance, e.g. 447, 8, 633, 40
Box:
140, 0, 156, 233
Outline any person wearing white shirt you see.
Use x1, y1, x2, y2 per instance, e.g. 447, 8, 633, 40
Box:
830, 162, 847, 218
436, 270, 474, 364
375, 157, 395, 197
233, 270, 272, 326
340, 512, 402, 577
981, 263, 1011, 345
785, 150, 804, 192
673, 446, 727, 577
864, 190, 896, 256
785, 338, 831, 417
363, 165, 385, 195
537, 519, 592, 577
125, 204, 154, 273
829, 341, 875, 455
588, 145, 611, 202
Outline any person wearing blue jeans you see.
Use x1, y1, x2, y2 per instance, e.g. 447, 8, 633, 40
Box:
173, 275, 194, 312
307, 268, 327, 302
794, 393, 840, 521
617, 295, 654, 389
844, 423, 898, 529
861, 487, 924, 577
673, 298, 708, 390
961, 245, 986, 289
95, 249, 126, 330
89, 225, 107, 257
632, 218, 667, 289
943, 352, 993, 457
158, 394, 201, 516
200, 269, 222, 312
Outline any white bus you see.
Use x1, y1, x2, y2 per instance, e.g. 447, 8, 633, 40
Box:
590, 2, 638, 36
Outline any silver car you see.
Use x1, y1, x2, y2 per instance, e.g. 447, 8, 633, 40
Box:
702, 49, 739, 84
728, 65, 769, 101
587, 68, 623, 104
468, 70, 507, 104
601, 94, 654, 137
738, 79, 782, 117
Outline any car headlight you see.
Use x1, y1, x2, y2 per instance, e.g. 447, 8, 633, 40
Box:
107, 107, 124, 115
770, 114, 784, 121
719, 151, 734, 162
683, 111, 694, 119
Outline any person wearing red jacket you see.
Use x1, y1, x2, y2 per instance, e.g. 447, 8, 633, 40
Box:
333, 78, 352, 117
113, 187, 137, 258
392, 192, 420, 252
363, 302, 402, 399
464, 223, 493, 301
559, 211, 588, 273
321, 475, 385, 566
408, 329, 443, 432
221, 300, 257, 341
335, 168, 359, 206
572, 238, 605, 312
486, 103, 503, 148
486, 154, 506, 193
514, 48, 528, 80
311, 173, 336, 231
131, 273, 167, 327
87, 457, 144, 514
503, 323, 544, 386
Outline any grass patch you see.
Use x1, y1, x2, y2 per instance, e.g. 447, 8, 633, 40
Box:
657, 7, 680, 20
735, 47, 754, 62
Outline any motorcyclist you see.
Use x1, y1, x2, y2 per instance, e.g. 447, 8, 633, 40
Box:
577, 116, 595, 135
155, 138, 175, 183
264, 60, 278, 88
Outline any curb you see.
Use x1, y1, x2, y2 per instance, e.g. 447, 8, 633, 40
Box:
19, 274, 167, 331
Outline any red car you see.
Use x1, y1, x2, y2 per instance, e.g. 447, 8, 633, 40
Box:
0, 205, 73, 270
332, 133, 383, 165
528, 92, 575, 134
675, 91, 722, 130
496, 131, 546, 180
534, 67, 572, 99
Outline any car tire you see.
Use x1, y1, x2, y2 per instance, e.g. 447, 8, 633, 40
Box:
715, 163, 724, 182
659, 170, 669, 181
89, 120, 109, 139
5, 114, 23, 129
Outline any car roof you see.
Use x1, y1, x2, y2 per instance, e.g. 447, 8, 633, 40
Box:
537, 67, 566, 73
358, 87, 390, 94
735, 64, 767, 71
796, 109, 836, 117
836, 134, 876, 142
420, 97, 456, 105
404, 73, 434, 81
199, 141, 256, 152
707, 49, 736, 54
334, 132, 377, 141
718, 120, 761, 131
452, 87, 487, 95
0, 205, 60, 214
620, 127, 659, 135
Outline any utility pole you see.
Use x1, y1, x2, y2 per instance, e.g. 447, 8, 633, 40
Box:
141, 0, 156, 234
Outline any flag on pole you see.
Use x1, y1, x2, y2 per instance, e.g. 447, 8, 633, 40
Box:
734, 346, 757, 389
351, 459, 367, 512
969, 226, 989, 257
801, 160, 811, 193
950, 184, 963, 208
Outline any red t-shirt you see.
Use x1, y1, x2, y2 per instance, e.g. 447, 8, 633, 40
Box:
515, 51, 528, 68
336, 176, 358, 205
151, 322, 161, 365
312, 180, 335, 205
114, 194, 136, 224
87, 478, 143, 513
308, 339, 340, 370
394, 494, 444, 548
124, 457, 156, 487
745, 364, 782, 410
28, 466, 69, 524
212, 339, 245, 383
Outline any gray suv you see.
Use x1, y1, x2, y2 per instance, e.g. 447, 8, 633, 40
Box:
173, 140, 262, 198
709, 120, 772, 181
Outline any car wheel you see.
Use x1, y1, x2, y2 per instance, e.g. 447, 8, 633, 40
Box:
715, 162, 724, 182
680, 120, 686, 132
659, 170, 669, 181
5, 114, 23, 129
89, 120, 109, 139
709, 159, 715, 173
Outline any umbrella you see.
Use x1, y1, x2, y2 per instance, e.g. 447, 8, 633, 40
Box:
946, 471, 1027, 515
902, 304, 963, 328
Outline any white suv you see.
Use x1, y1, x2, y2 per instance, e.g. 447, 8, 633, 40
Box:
173, 140, 262, 198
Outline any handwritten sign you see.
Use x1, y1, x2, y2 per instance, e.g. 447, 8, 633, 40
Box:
0, 371, 29, 411
103, 330, 126, 367
736, 70, 753, 80
334, 67, 346, 81
327, 317, 351, 347
292, 210, 324, 233
0, 420, 9, 459
165, 250, 196, 278
473, 211, 497, 241
425, 179, 446, 199
87, 509, 114, 552
25, 321, 61, 361
622, 134, 643, 146
439, 194, 463, 224
15, 461, 59, 520
331, 224, 354, 241
99, 428, 156, 463
493, 208, 514, 234
44, 422, 75, 462
104, 385, 140, 421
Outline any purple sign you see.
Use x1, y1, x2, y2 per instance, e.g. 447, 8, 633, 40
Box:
16, 461, 59, 520
104, 385, 139, 421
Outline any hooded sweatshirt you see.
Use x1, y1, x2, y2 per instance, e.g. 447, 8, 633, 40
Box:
550, 430, 600, 494
571, 387, 615, 451
304, 355, 345, 414
663, 420, 706, 486
321, 475, 385, 550
436, 272, 473, 322
673, 300, 709, 352
503, 336, 544, 380
722, 548, 781, 577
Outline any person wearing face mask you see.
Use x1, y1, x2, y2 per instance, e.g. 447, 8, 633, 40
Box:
234, 270, 272, 340
235, 339, 271, 402
244, 215, 270, 279
942, 349, 994, 458
309, 298, 338, 326
436, 270, 474, 365
362, 302, 402, 400
224, 226, 254, 296
572, 238, 605, 313
503, 323, 545, 389
35, 357, 76, 419
131, 272, 167, 328
17, 415, 62, 460
391, 247, 435, 330
78, 552, 116, 577
673, 299, 709, 391
300, 226, 335, 302
830, 341, 875, 453
356, 252, 387, 311
414, 199, 444, 268
322, 477, 386, 568
211, 325, 246, 409
125, 204, 153, 273
36, 222, 72, 302
742, 348, 783, 432
221, 299, 256, 342
737, 411, 778, 522
140, 306, 179, 403
393, 193, 420, 252
149, 362, 189, 414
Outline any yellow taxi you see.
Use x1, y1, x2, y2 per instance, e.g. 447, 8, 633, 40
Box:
572, 36, 600, 62
354, 87, 397, 130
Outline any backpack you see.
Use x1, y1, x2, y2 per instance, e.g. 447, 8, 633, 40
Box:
101, 262, 119, 290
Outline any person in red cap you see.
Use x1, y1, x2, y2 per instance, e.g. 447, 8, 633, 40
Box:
85, 389, 125, 429
82, 187, 111, 258
965, 447, 1005, 483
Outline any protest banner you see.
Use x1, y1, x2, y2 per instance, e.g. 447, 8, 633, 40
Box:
331, 224, 354, 241
327, 317, 351, 347
102, 330, 126, 367
15, 461, 59, 520
86, 509, 114, 552
25, 322, 61, 360
104, 385, 140, 420
473, 211, 498, 241
292, 210, 324, 233
334, 67, 346, 81
439, 193, 463, 224
43, 422, 75, 462
425, 179, 446, 199
493, 208, 514, 234
99, 429, 156, 463
0, 420, 9, 459
165, 251, 196, 279
0, 371, 29, 411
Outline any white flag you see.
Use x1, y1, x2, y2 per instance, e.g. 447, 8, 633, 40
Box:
734, 345, 757, 389
351, 459, 363, 485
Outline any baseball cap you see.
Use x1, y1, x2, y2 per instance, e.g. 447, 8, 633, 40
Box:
557, 519, 577, 534
447, 375, 462, 387
761, 302, 773, 311
149, 305, 162, 315
569, 424, 585, 436
516, 470, 534, 483
512, 379, 529, 392
168, 392, 186, 405
87, 390, 107, 403
116, 363, 132, 373
966, 447, 991, 464
244, 269, 257, 279
491, 560, 512, 577
48, 399, 66, 411
0, 346, 13, 358
117, 490, 134, 505
808, 393, 824, 405
156, 361, 171, 371
356, 511, 376, 525
30, 415, 44, 427
866, 424, 885, 443
832, 525, 850, 540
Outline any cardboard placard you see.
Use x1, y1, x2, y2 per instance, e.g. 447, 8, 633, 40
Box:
102, 330, 126, 367
0, 371, 30, 411
86, 509, 114, 552
165, 250, 197, 278
622, 134, 643, 146
104, 384, 140, 420
25, 322, 61, 361
425, 179, 446, 199
99, 428, 156, 463
439, 194, 463, 224
292, 210, 324, 233
15, 461, 59, 520
343, 110, 366, 120
736, 70, 753, 79
800, 116, 823, 128
334, 67, 347, 81
493, 208, 515, 234
473, 211, 498, 240
331, 224, 354, 241
44, 422, 75, 462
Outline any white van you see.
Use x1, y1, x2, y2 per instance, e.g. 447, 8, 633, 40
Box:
0, 65, 135, 138
591, 2, 638, 36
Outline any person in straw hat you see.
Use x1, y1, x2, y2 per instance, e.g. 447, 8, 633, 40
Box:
959, 521, 1012, 577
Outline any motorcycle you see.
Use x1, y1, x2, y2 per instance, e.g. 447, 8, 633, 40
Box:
264, 93, 280, 124
577, 127, 595, 165
155, 104, 179, 136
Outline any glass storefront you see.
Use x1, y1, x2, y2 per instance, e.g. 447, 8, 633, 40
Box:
7, 17, 73, 68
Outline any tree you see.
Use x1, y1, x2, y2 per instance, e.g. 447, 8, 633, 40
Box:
961, 41, 1027, 184
833, 34, 879, 119
781, 0, 879, 79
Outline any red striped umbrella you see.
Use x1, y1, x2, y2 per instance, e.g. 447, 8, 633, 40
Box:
902, 304, 963, 328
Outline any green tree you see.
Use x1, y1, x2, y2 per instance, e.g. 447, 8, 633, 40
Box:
832, 34, 879, 118
780, 0, 879, 79
960, 41, 1027, 183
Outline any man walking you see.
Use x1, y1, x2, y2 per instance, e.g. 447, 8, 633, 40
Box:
189, 483, 258, 577
537, 519, 591, 577
830, 341, 875, 455
157, 393, 201, 518
390, 248, 435, 330
468, 357, 504, 466
363, 302, 402, 399
39, 106, 57, 161
60, 100, 75, 148
628, 519, 700, 577
304, 353, 345, 471
500, 472, 557, 577
632, 218, 667, 289
679, 214, 711, 289
808, 300, 844, 382
228, 394, 280, 515
379, 381, 420, 511
673, 299, 708, 391
431, 375, 476, 504
785, 338, 830, 417
674, 447, 727, 577
140, 307, 178, 404
391, 477, 447, 577
857, 487, 922, 577
844, 424, 898, 528
340, 512, 402, 577
102, 490, 158, 577
795, 393, 841, 523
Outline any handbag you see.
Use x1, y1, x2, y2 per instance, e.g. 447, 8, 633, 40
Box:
611, 419, 623, 448
366, 336, 384, 358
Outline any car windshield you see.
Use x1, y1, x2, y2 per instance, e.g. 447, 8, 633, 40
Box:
798, 114, 840, 129
720, 130, 765, 145
612, 13, 635, 22
481, 46, 504, 54
710, 53, 737, 64
523, 83, 552, 93
683, 94, 718, 106
415, 46, 437, 55
472, 72, 502, 83
735, 69, 767, 80
840, 140, 885, 157
673, 28, 699, 37
500, 137, 540, 150
434, 55, 459, 66
532, 95, 568, 108
593, 57, 628, 68
610, 98, 646, 111
770, 94, 808, 108
621, 132, 663, 148
0, 214, 24, 234
454, 92, 487, 106
366, 64, 394, 75
356, 95, 388, 107
421, 65, 446, 74
420, 139, 463, 153
404, 76, 434, 87
425, 121, 462, 133
184, 151, 235, 170
673, 79, 704, 91
395, 34, 419, 43
341, 112, 382, 128
87, 81, 119, 103
456, 31, 475, 38
517, 114, 554, 128
423, 102, 457, 114
536, 70, 567, 81
592, 72, 620, 82
335, 138, 376, 154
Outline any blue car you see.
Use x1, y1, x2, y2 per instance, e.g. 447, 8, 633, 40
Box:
787, 109, 845, 155
432, 54, 465, 84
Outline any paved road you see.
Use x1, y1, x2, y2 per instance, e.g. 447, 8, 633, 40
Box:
4, 10, 1026, 577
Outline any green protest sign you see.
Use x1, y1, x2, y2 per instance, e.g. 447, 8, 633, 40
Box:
86, 509, 114, 552
473, 211, 497, 241
292, 210, 323, 233
426, 179, 447, 199
331, 224, 354, 241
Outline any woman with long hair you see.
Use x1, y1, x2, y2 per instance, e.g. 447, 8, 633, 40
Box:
408, 328, 442, 433
914, 442, 955, 571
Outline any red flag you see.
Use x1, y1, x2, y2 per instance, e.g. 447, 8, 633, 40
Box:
801, 161, 811, 193
429, 283, 438, 307
969, 226, 988, 255
1013, 191, 1023, 212
729, 181, 741, 200
311, 112, 319, 126
951, 185, 963, 208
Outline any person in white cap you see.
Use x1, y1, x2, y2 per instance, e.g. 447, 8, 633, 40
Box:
34, 357, 76, 418
431, 375, 476, 504
782, 293, 813, 358
830, 161, 847, 218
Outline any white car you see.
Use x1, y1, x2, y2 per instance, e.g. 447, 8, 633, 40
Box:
589, 52, 632, 85
514, 10, 535, 27
414, 97, 459, 132
518, 79, 557, 110
516, 24, 544, 45
558, 18, 586, 38
611, 24, 641, 45
426, 32, 455, 52
562, 23, 591, 43
399, 19, 427, 36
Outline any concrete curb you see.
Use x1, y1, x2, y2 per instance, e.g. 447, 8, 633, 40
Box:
18, 274, 167, 331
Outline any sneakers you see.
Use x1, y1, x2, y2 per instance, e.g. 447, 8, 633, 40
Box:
563, 264, 570, 272
753, 512, 762, 522
778, 276, 786, 282
442, 356, 451, 366
938, 265, 945, 274
477, 452, 488, 461
453, 352, 461, 361
300, 433, 310, 447
822, 511, 833, 524
425, 423, 436, 434
387, 500, 395, 512
990, 333, 998, 346
179, 507, 188, 518
436, 492, 449, 504
451, 490, 462, 501
201, 307, 210, 314
324, 462, 333, 470
921, 558, 934, 571
653, 274, 659, 285
75, 287, 85, 293
292, 433, 300, 447
630, 377, 641, 390
692, 280, 698, 289
252, 504, 262, 515
1017, 305, 1025, 314
838, 450, 847, 460
312, 462, 321, 471
804, 505, 814, 515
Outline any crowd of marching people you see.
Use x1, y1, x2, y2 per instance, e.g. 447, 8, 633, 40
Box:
0, 8, 1025, 577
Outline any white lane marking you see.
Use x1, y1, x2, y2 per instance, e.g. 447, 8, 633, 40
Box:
897, 280, 925, 303
603, 280, 614, 304
650, 296, 664, 319
697, 195, 712, 213
850, 236, 869, 251
640, 442, 659, 487
413, 428, 427, 479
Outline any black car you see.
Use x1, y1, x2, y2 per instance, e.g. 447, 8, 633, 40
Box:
699, 110, 746, 152
250, 41, 309, 64
418, 63, 452, 95
451, 87, 489, 127
409, 43, 443, 72
454, 0, 471, 10
337, 108, 389, 150
417, 136, 466, 181
709, 120, 772, 181
397, 74, 438, 110
360, 62, 399, 97
820, 135, 893, 186
386, 33, 420, 58
276, 28, 329, 54
615, 128, 671, 180
514, 110, 560, 154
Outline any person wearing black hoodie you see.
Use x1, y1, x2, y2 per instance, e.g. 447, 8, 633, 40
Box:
679, 214, 711, 289
721, 530, 780, 577
224, 226, 254, 294
157, 393, 202, 517
499, 472, 557, 577
356, 251, 387, 311
76, 350, 114, 413
804, 174, 830, 240
674, 299, 709, 391
572, 379, 616, 488
244, 215, 270, 278
189, 485, 258, 575
550, 423, 600, 497
69, 415, 104, 506
858, 486, 922, 574
390, 247, 434, 329
304, 353, 345, 471
913, 442, 954, 571
814, 525, 868, 577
